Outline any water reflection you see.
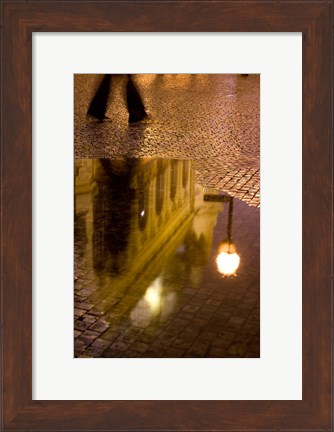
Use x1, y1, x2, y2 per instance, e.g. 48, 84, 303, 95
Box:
130, 277, 177, 327
74, 158, 260, 357
205, 196, 241, 276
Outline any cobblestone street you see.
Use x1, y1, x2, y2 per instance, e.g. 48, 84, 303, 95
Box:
74, 75, 260, 358
75, 74, 260, 206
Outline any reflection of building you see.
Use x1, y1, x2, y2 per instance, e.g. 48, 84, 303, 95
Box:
187, 185, 222, 286
74, 159, 225, 325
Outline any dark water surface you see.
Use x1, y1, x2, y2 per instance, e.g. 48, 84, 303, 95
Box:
74, 159, 260, 358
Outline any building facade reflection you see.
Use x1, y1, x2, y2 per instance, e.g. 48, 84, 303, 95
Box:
74, 158, 227, 327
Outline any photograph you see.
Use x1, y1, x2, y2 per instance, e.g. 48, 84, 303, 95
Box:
74, 74, 260, 358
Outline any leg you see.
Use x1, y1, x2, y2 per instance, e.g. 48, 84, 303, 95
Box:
126, 75, 148, 123
87, 74, 111, 121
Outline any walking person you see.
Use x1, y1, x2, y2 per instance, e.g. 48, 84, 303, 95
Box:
87, 74, 148, 124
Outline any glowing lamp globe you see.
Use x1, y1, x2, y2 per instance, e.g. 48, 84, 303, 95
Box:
216, 241, 240, 276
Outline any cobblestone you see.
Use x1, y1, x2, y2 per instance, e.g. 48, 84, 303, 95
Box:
74, 194, 260, 357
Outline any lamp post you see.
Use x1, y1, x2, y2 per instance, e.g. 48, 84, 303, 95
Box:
204, 193, 240, 276
216, 197, 240, 276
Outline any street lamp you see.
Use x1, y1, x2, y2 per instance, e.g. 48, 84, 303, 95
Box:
216, 197, 240, 276
204, 194, 240, 276
204, 193, 240, 276
216, 241, 240, 276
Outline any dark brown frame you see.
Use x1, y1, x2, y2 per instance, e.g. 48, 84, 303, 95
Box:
1, 1, 333, 431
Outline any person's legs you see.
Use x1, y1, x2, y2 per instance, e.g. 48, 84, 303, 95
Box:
126, 75, 148, 123
87, 74, 111, 121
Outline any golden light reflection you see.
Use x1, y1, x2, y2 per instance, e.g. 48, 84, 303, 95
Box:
216, 241, 240, 276
130, 277, 177, 326
216, 251, 240, 276
130, 278, 162, 326
144, 280, 162, 313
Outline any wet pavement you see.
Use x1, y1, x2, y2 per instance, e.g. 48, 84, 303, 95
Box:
74, 159, 260, 358
74, 74, 260, 207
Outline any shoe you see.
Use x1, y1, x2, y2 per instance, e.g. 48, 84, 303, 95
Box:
128, 114, 152, 125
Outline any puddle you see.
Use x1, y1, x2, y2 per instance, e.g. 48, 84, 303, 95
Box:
74, 158, 260, 358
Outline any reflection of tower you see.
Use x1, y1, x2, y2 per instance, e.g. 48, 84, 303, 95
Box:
192, 185, 223, 253
184, 185, 223, 286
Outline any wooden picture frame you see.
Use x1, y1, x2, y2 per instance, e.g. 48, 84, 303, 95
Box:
1, 1, 332, 430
